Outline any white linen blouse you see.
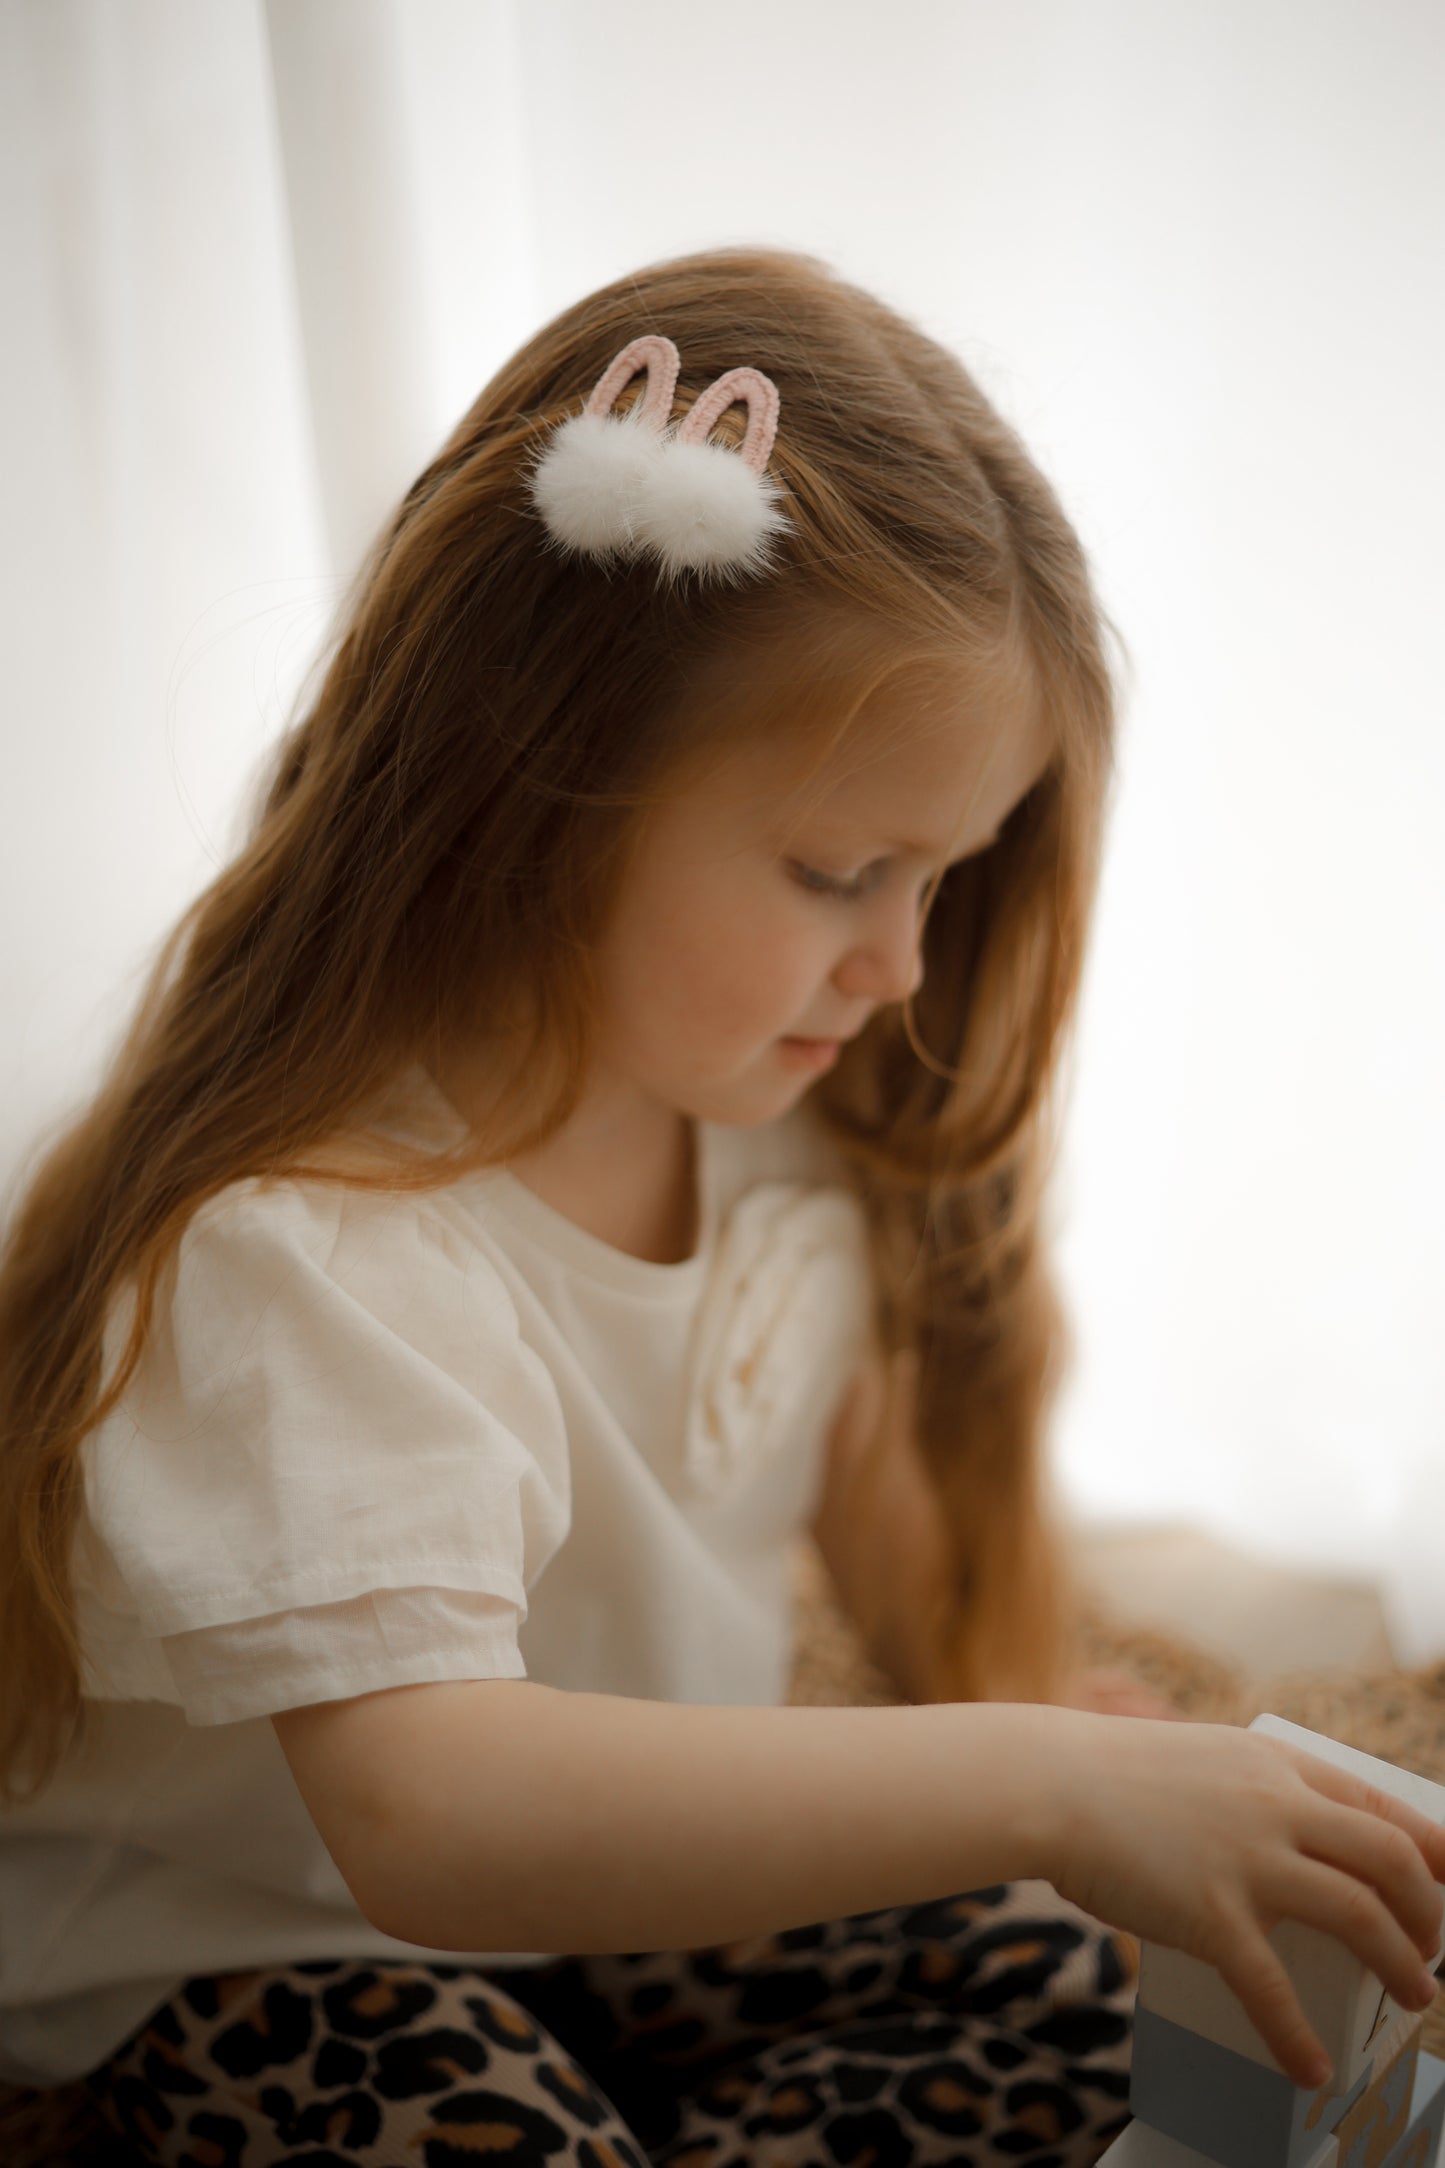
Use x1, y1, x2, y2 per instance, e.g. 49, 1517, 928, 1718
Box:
0, 1069, 875, 2086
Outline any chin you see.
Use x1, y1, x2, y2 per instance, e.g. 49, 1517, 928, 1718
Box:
679, 1068, 804, 1128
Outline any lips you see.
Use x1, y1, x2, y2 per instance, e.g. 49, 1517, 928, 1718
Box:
792, 1022, 867, 1046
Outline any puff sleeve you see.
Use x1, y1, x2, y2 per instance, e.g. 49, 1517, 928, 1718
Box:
73, 1179, 572, 1724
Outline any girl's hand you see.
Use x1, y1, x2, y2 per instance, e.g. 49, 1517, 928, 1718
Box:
1045, 1713, 1445, 2088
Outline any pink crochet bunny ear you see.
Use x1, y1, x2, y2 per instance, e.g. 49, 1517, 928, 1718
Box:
672, 366, 782, 476
633, 364, 792, 587
583, 334, 681, 430
527, 335, 793, 585
526, 335, 680, 563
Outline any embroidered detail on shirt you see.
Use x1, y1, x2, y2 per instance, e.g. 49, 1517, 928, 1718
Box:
684, 1182, 873, 1498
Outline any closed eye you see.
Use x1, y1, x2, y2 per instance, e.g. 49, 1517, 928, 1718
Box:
784, 819, 1013, 906
787, 853, 977, 906
788, 860, 877, 902
786, 792, 1032, 908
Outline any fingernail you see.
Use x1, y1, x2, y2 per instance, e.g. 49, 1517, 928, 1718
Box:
1306, 2052, 1332, 2088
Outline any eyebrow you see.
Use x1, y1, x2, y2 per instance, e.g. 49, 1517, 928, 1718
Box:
848, 827, 1001, 863
904, 831, 995, 857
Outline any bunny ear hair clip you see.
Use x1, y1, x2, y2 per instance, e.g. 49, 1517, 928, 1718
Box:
526, 333, 794, 587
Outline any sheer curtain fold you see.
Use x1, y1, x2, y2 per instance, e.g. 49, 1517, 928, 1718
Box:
263, 0, 438, 575
4, 0, 1442, 1656
263, 0, 542, 571
1, 0, 328, 1180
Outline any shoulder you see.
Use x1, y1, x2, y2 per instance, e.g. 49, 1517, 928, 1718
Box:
80, 1168, 573, 1670
182, 1166, 463, 1249
176, 1170, 509, 1304
91, 1171, 569, 1510
108, 1171, 538, 1424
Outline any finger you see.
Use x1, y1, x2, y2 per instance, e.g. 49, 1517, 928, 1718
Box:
1267, 1854, 1441, 2015
1298, 1796, 1445, 1962
1208, 1910, 1333, 2088
1278, 1750, 1445, 1947
1278, 1745, 1445, 1872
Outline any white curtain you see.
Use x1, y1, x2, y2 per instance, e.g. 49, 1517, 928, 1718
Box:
4, 1, 1442, 1657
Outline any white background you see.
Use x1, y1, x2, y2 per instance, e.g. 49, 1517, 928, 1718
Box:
3, 1, 1441, 1656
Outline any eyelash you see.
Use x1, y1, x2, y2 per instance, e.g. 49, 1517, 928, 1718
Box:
789, 860, 941, 906
788, 800, 1026, 906
788, 860, 880, 902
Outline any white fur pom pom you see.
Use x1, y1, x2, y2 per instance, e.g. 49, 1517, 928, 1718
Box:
527, 404, 667, 563
630, 434, 794, 587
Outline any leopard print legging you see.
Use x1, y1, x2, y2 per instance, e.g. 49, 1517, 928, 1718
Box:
85, 1878, 1137, 2167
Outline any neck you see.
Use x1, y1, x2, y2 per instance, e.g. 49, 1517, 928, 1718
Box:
429, 1047, 701, 1265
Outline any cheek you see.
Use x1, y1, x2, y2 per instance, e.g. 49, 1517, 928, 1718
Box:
643, 874, 829, 1041
696, 890, 831, 1039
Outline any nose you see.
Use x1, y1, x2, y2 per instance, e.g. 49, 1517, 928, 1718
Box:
834, 889, 926, 1008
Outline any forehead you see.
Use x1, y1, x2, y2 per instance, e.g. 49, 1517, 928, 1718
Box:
669, 639, 1055, 857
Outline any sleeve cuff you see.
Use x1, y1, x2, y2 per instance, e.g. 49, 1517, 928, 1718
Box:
158, 1585, 528, 1726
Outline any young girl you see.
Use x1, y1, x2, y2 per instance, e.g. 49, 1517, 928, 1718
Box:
1, 245, 1441, 2168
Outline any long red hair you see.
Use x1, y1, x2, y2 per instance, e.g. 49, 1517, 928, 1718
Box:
0, 243, 1121, 1803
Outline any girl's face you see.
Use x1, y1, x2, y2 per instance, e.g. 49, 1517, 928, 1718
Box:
589, 683, 1055, 1136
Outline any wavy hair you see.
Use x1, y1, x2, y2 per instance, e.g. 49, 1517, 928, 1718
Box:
0, 243, 1121, 1803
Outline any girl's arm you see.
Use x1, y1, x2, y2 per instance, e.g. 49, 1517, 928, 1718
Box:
276, 1678, 1060, 1950
274, 1675, 1445, 2090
